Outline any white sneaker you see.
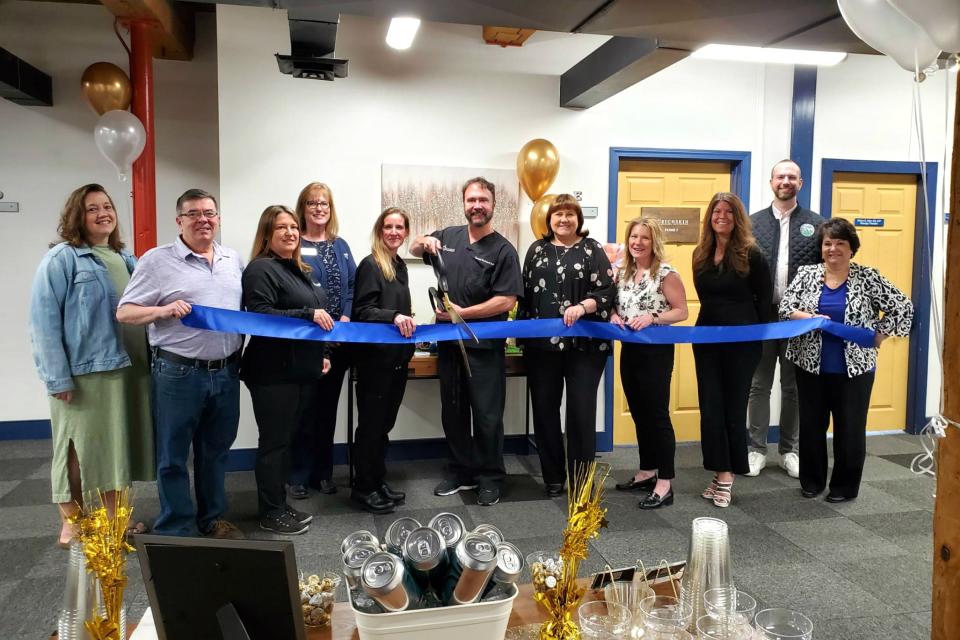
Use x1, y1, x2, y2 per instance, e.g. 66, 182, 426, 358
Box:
780, 452, 800, 479
746, 451, 767, 477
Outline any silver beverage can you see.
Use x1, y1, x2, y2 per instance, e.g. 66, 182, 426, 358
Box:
341, 529, 379, 555
341, 542, 379, 590
360, 551, 422, 612
472, 523, 504, 546
403, 526, 448, 593
427, 512, 465, 551
384, 517, 422, 555
444, 532, 498, 605
481, 541, 524, 600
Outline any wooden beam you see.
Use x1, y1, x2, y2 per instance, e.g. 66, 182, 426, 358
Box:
932, 72, 960, 640
99, 0, 194, 61
482, 26, 536, 48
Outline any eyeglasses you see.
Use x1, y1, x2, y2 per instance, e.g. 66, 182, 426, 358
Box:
305, 200, 330, 209
179, 210, 220, 220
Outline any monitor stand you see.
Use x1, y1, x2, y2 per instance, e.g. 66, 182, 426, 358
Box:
216, 602, 253, 640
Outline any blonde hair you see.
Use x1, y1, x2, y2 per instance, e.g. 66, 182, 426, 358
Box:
371, 207, 410, 282
692, 192, 756, 276
622, 217, 666, 283
249, 205, 311, 273
295, 182, 339, 240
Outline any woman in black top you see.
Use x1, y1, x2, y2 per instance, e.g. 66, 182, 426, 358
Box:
241, 205, 332, 535
351, 207, 417, 514
691, 192, 772, 508
519, 194, 614, 497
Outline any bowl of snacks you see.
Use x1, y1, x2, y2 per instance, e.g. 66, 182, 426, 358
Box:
299, 571, 342, 628
526, 551, 563, 602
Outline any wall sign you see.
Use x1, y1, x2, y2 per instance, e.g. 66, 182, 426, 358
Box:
854, 218, 884, 227
639, 207, 701, 243
582, 206, 598, 219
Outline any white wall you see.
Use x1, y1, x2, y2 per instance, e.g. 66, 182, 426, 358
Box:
0, 2, 219, 421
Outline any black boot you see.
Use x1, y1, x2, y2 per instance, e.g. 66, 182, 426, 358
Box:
379, 483, 406, 503
351, 489, 396, 514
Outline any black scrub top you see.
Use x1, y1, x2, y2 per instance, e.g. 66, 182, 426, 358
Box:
424, 225, 523, 349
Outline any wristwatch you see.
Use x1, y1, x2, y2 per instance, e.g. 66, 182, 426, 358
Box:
651, 312, 660, 325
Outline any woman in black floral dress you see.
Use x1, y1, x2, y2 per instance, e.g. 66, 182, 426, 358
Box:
611, 217, 689, 509
519, 194, 614, 497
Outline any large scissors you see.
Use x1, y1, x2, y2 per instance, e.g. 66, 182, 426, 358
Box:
427, 250, 479, 376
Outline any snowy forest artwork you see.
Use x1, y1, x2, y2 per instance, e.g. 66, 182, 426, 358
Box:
381, 164, 521, 258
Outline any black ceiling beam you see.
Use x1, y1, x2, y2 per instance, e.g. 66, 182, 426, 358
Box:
0, 46, 52, 107
560, 37, 687, 110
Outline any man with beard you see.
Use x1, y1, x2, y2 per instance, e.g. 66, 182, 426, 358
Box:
747, 160, 824, 478
410, 177, 523, 506
117, 189, 245, 538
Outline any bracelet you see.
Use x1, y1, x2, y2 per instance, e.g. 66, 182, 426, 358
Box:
579, 303, 587, 314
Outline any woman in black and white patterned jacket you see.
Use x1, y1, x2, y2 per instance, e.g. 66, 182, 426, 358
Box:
779, 217, 912, 503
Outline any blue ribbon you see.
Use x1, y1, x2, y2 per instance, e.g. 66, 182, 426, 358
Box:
181, 305, 876, 348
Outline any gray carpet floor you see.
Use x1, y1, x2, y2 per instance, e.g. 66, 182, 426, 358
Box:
0, 433, 935, 639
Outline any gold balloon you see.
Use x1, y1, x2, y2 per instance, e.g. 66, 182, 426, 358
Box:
81, 62, 132, 116
530, 193, 558, 240
517, 138, 560, 201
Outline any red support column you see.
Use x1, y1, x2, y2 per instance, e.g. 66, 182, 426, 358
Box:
129, 20, 157, 255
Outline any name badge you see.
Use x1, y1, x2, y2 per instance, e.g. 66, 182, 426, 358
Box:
301, 246, 318, 256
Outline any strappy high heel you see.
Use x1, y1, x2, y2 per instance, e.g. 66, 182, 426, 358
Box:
712, 480, 733, 508
702, 474, 719, 500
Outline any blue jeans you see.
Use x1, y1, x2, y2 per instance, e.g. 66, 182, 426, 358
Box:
151, 357, 240, 536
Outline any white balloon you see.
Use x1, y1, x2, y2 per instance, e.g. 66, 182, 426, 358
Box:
838, 0, 942, 73
93, 110, 146, 181
888, 0, 960, 54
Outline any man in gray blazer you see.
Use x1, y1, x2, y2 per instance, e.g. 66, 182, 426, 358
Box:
747, 160, 824, 478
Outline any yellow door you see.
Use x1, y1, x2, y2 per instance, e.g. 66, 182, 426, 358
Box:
613, 161, 731, 444
831, 172, 916, 431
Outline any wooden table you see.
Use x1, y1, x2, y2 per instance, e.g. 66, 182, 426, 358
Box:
308, 578, 679, 639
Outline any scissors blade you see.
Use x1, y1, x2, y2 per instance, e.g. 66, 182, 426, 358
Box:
443, 293, 480, 344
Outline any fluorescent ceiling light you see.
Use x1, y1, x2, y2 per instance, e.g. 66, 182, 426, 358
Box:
386, 17, 421, 50
692, 44, 847, 66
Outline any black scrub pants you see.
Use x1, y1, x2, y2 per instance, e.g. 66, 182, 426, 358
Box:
795, 368, 875, 498
437, 342, 506, 489
620, 343, 676, 479
524, 347, 608, 486
248, 382, 316, 517
353, 360, 409, 493
692, 341, 762, 475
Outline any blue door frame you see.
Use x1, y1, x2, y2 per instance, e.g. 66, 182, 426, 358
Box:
820, 158, 937, 434
599, 147, 753, 452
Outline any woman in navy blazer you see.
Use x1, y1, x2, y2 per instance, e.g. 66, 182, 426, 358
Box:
287, 182, 357, 498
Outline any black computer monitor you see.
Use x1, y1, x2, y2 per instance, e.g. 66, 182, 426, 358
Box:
134, 534, 306, 640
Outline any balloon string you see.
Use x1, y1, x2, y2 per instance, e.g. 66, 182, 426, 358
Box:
114, 18, 131, 59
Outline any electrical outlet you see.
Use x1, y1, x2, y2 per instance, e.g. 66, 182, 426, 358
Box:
0, 202, 19, 213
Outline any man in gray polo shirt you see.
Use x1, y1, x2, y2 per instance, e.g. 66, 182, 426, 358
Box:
118, 188, 245, 538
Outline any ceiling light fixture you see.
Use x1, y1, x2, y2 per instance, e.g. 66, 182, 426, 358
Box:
386, 17, 421, 50
692, 44, 848, 66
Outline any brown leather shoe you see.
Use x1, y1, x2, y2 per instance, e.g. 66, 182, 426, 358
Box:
203, 519, 245, 539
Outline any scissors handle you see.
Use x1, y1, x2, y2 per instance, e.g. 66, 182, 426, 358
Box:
428, 287, 446, 312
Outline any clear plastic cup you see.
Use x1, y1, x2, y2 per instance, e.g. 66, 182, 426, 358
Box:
639, 595, 695, 634
578, 600, 633, 639
754, 608, 813, 640
696, 614, 756, 640
703, 587, 757, 627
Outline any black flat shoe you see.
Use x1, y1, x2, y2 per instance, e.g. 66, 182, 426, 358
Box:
351, 489, 396, 514
639, 489, 673, 509
615, 476, 657, 491
289, 484, 309, 500
379, 483, 405, 503
316, 479, 338, 495
825, 492, 855, 503
800, 488, 821, 499
545, 483, 564, 498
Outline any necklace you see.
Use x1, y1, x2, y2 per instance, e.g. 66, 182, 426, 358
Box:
550, 242, 576, 285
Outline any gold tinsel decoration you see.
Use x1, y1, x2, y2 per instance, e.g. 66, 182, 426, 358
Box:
68, 489, 134, 640
535, 461, 610, 640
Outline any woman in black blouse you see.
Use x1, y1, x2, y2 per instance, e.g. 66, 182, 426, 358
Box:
241, 205, 332, 535
350, 207, 417, 514
691, 192, 772, 508
519, 194, 614, 497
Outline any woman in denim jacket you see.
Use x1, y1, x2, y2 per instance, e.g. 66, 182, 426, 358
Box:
30, 184, 154, 546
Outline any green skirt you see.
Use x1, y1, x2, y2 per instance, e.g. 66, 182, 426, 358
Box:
48, 363, 155, 504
